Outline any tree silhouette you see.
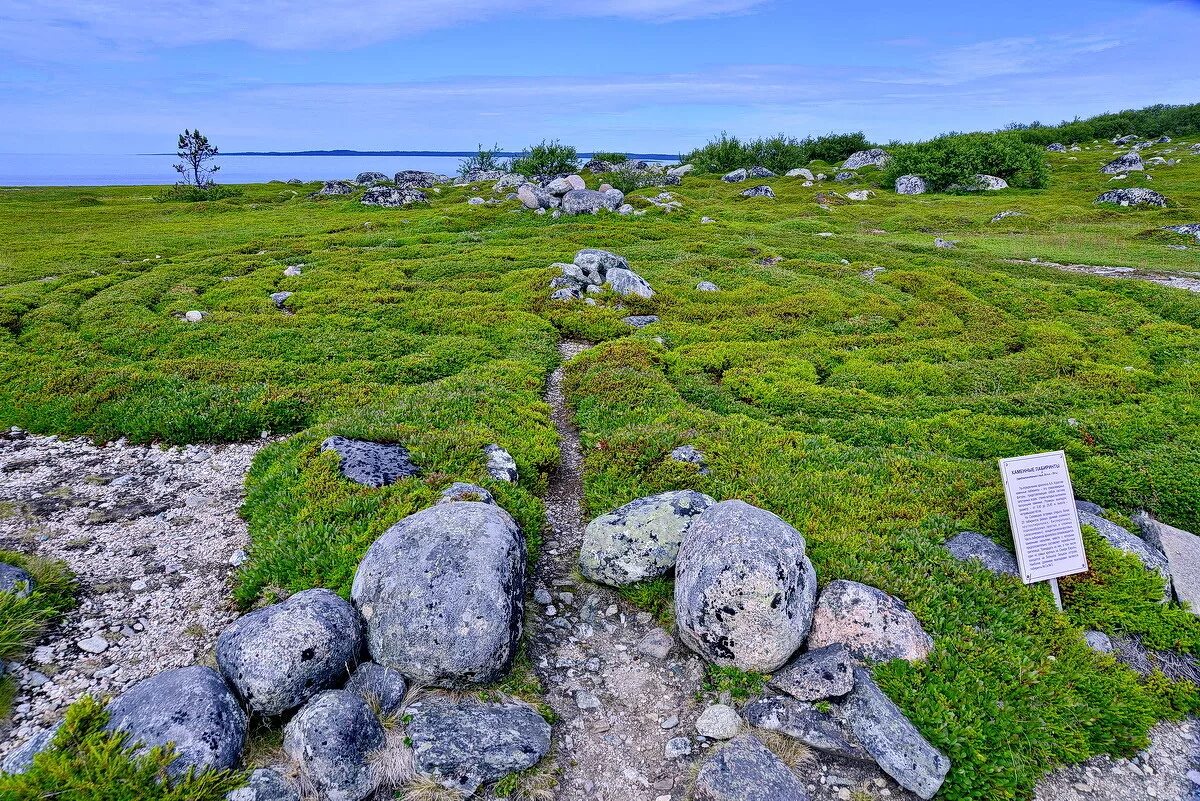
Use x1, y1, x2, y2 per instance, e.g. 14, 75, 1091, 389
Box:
174, 129, 220, 187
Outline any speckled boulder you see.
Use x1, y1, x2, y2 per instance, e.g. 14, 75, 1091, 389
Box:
217, 588, 362, 716
393, 170, 444, 189
483, 444, 518, 482
944, 532, 1019, 577
740, 185, 775, 199
344, 661, 408, 716
842, 149, 891, 170
321, 436, 420, 487
283, 690, 383, 801
407, 697, 551, 795
1101, 152, 1144, 174
692, 734, 810, 801
351, 501, 525, 686
580, 490, 715, 587
438, 482, 496, 505
317, 180, 354, 195
743, 696, 868, 762
0, 562, 35, 598
895, 175, 927, 195
1094, 188, 1167, 207
768, 643, 856, 701
675, 500, 817, 672
561, 188, 623, 214
360, 187, 428, 207
807, 580, 933, 663
606, 267, 654, 298
227, 768, 300, 801
105, 666, 247, 777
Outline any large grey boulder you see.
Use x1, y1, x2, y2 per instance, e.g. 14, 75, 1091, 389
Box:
668, 163, 695, 178
1101, 153, 1144, 174
768, 643, 856, 701
355, 171, 389, 186
842, 149, 891, 170
360, 187, 427, 207
561, 188, 623, 214
393, 170, 444, 189
842, 668, 950, 799
807, 580, 932, 663
1078, 511, 1169, 585
105, 666, 247, 777
675, 500, 818, 671
283, 690, 384, 801
606, 267, 654, 298
483, 444, 518, 483
351, 501, 525, 686
0, 562, 34, 598
517, 184, 556, 210
895, 175, 927, 195
1133, 512, 1200, 609
786, 168, 815, 180
580, 490, 715, 586
574, 248, 629, 282
746, 166, 776, 178
322, 436, 420, 487
317, 180, 354, 195
0, 724, 59, 775
344, 662, 408, 716
743, 696, 869, 761
227, 768, 300, 801
217, 588, 363, 716
740, 185, 775, 199
944, 532, 1019, 577
722, 168, 749, 182
692, 734, 810, 801
1095, 188, 1167, 208
968, 174, 1008, 190
406, 697, 551, 796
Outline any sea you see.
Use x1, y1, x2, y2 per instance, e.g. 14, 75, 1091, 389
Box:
0, 152, 677, 187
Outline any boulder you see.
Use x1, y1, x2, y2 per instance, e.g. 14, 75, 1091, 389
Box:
483, 444, 518, 482
743, 696, 868, 761
438, 482, 496, 505
667, 164, 695, 178
606, 267, 654, 298
582, 158, 617, 173
105, 666, 247, 777
406, 697, 551, 796
550, 287, 581, 301
692, 734, 810, 801
670, 444, 709, 474
944, 532, 1019, 577
574, 248, 629, 282
807, 580, 933, 663
269, 291, 292, 309
623, 315, 659, 329
351, 501, 525, 686
1084, 630, 1114, 653
696, 281, 720, 292
283, 690, 383, 801
746, 166, 776, 178
1133, 512, 1200, 611
934, 237, 955, 249
344, 661, 408, 717
846, 190, 872, 201
1101, 153, 1144, 174
283, 265, 302, 277
0, 562, 34, 598
393, 170, 444, 189
834, 172, 856, 182
560, 188, 621, 215
317, 180, 354, 195
0, 724, 59, 775
1114, 135, 1139, 145
842, 668, 950, 799
580, 490, 716, 586
1046, 143, 1066, 152
842, 149, 891, 170
768, 643, 856, 701
786, 168, 815, 180
360, 187, 427, 207
895, 175, 927, 195
1165, 223, 1200, 239
322, 436, 420, 487
1075, 499, 1105, 515
543, 176, 577, 195
227, 768, 300, 801
722, 168, 749, 182
355, 171, 389, 186
492, 173, 527, 191
696, 703, 742, 739
184, 310, 205, 322
1078, 511, 1169, 584
217, 588, 363, 716
740, 185, 775, 199
674, 500, 818, 672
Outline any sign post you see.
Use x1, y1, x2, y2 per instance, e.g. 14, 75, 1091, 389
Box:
999, 450, 1089, 609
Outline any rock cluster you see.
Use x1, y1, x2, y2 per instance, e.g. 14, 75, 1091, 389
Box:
360, 186, 428, 207
546, 248, 655, 301
1095, 188, 1168, 207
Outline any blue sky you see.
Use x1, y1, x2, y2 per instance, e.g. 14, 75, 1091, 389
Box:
0, 0, 1197, 154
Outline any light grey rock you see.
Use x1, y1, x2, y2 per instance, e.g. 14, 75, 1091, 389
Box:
1075, 499, 1105, 515
574, 248, 628, 282
944, 532, 1019, 577
1101, 153, 1145, 174
934, 237, 955, 249
696, 281, 720, 292
355, 171, 389, 186
580, 490, 715, 587
575, 689, 601, 710
1084, 630, 1114, 653
991, 210, 1023, 223
343, 661, 408, 717
407, 697, 551, 796
969, 174, 1008, 190
1133, 511, 1200, 611
665, 736, 692, 758
606, 267, 654, 298
1046, 143, 1067, 152
668, 164, 695, 178
675, 500, 818, 672
351, 501, 525, 686
269, 291, 292, 309
393, 170, 444, 189
743, 696, 869, 762
842, 668, 950, 799
834, 172, 856, 182
842, 149, 891, 170
1114, 135, 1139, 145
483, 444, 517, 483
895, 175, 927, 195
283, 690, 383, 801
360, 187, 427, 207
561, 188, 623, 215
184, 310, 205, 322
696, 703, 742, 740
0, 562, 34, 598
722, 168, 749, 183
317, 180, 354, 195
77, 635, 109, 654
638, 627, 675, 659
459, 169, 507, 184
283, 264, 302, 277
438, 482, 496, 505
1078, 511, 1169, 584
217, 588, 362, 716
746, 166, 776, 178
740, 185, 775, 199
846, 190, 872, 201
623, 314, 660, 329
493, 173, 527, 192
769, 643, 855, 701
227, 768, 299, 801
1095, 188, 1167, 207
786, 168, 815, 180
543, 176, 576, 195
1, 724, 59, 775
467, 196, 486, 205
807, 580, 932, 663
670, 444, 709, 474
617, 203, 635, 215
693, 734, 810, 801
321, 436, 420, 487
105, 666, 247, 777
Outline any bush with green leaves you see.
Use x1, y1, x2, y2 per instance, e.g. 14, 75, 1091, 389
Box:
1, 551, 76, 716
154, 184, 243, 203
681, 131, 871, 174
883, 131, 1050, 191
457, 143, 506, 177
601, 163, 660, 194
1007, 102, 1200, 146
589, 151, 628, 164
509, 139, 578, 178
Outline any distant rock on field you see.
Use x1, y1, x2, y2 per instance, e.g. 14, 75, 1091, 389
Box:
360, 186, 428, 207
579, 490, 715, 586
968, 174, 1008, 191
895, 175, 927, 195
322, 436, 421, 487
1165, 223, 1200, 239
1095, 188, 1167, 208
355, 171, 389, 186
549, 248, 655, 299
786, 168, 815, 180
741, 185, 775, 199
1046, 143, 1066, 152
317, 180, 355, 195
842, 149, 891, 170
1101, 153, 1144, 174
561, 188, 624, 215
393, 170, 446, 189
722, 168, 749, 182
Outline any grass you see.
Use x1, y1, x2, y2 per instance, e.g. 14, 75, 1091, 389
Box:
0, 551, 76, 716
0, 132, 1198, 799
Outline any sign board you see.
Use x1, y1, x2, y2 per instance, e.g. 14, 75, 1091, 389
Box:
999, 450, 1088, 585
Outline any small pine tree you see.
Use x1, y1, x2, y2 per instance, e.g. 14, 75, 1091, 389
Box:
174, 129, 220, 187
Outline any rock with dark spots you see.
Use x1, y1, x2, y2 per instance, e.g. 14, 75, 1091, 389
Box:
670, 444, 709, 474
743, 696, 869, 762
895, 175, 927, 195
991, 210, 1023, 223
438, 482, 496, 505
321, 436, 421, 488
393, 170, 444, 189
561, 188, 623, 214
1165, 223, 1200, 239
580, 490, 716, 586
1078, 511, 1169, 585
842, 149, 891, 170
550, 287, 582, 301
623, 315, 660, 328
355, 171, 389, 186
746, 166, 776, 178
675, 500, 818, 672
1075, 499, 1105, 515
944, 532, 1019, 577
1101, 153, 1144, 174
360, 186, 428, 207
283, 690, 383, 801
217, 588, 363, 716
607, 267, 654, 298
696, 703, 742, 739
967, 174, 1008, 190
769, 644, 856, 701
1, 724, 59, 775
842, 668, 950, 799
227, 768, 300, 801
344, 661, 407, 717
807, 580, 933, 663
1046, 143, 1066, 152
834, 172, 856, 182
1114, 135, 1139, 145
1095, 188, 1167, 207
351, 501, 525, 686
543, 176, 579, 195
407, 697, 551, 796
105, 666, 247, 777
722, 168, 749, 183
0, 562, 34, 598
317, 180, 355, 195
741, 185, 775, 199
483, 444, 518, 483
934, 237, 955, 248
696, 281, 720, 292
692, 734, 810, 801
518, 184, 557, 210
492, 173, 527, 192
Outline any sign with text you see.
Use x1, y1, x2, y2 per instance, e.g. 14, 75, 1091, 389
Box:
999, 450, 1088, 585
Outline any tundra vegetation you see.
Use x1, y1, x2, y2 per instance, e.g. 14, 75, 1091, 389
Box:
1, 103, 1200, 799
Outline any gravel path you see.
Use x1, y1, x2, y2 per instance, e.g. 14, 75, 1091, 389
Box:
0, 430, 263, 762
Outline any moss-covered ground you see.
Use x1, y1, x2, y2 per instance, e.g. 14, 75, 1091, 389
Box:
1, 138, 1199, 798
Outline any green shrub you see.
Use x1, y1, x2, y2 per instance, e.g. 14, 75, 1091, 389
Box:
681, 131, 871, 173
602, 164, 659, 194
884, 131, 1050, 191
509, 140, 578, 178
1007, 102, 1200, 146
457, 143, 506, 177
590, 151, 628, 164
0, 552, 76, 717
153, 184, 243, 203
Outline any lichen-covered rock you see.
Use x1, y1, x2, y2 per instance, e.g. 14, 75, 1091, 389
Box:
668, 163, 695, 178
991, 210, 1022, 223
393, 170, 444, 189
227, 768, 300, 801
561, 188, 623, 214
351, 501, 525, 686
406, 697, 551, 796
574, 248, 629, 282
438, 482, 496, 505
1085, 630, 1114, 653
842, 149, 891, 170
317, 180, 354, 195
692, 734, 810, 801
740, 185, 775, 199
623, 314, 660, 329
696, 281, 720, 292
344, 661, 408, 717
1078, 510, 1169, 584
283, 690, 383, 801
493, 173, 527, 191
670, 444, 709, 474
1095, 188, 1166, 207
580, 490, 715, 586
517, 184, 556, 210
807, 580, 932, 663
895, 175, 927, 195
105, 666, 247, 777
696, 703, 742, 739
0, 562, 34, 598
1165, 223, 1200, 239
834, 172, 856, 182
968, 174, 1008, 190
743, 696, 868, 762
606, 267, 654, 298
842, 668, 950, 799
360, 186, 428, 207
746, 166, 776, 178
768, 643, 855, 701
675, 500, 818, 671
217, 588, 363, 716
722, 168, 748, 182
321, 436, 420, 487
846, 190, 872, 201
1101, 153, 1144, 174
944, 532, 1019, 577
355, 171, 389, 186
483, 444, 517, 482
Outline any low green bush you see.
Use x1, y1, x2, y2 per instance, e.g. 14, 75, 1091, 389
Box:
154, 184, 243, 203
509, 140, 578, 178
590, 151, 628, 164
457, 143, 506, 177
884, 131, 1050, 191
681, 131, 871, 173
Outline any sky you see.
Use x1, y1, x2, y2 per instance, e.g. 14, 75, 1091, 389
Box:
0, 0, 1197, 154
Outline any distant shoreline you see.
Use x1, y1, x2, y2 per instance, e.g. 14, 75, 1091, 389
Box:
140, 150, 680, 160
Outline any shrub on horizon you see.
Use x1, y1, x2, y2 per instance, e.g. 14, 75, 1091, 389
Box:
884, 131, 1050, 192
681, 131, 871, 174
458, 143, 506, 177
509, 139, 579, 178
